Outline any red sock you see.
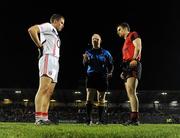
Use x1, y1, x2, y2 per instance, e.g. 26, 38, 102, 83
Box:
130, 112, 139, 121
35, 112, 42, 121
42, 112, 48, 121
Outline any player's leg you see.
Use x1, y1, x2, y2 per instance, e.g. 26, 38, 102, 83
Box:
97, 91, 106, 124
96, 76, 108, 124
122, 61, 142, 125
35, 54, 59, 124
126, 77, 139, 112
124, 77, 139, 125
41, 82, 56, 121
35, 76, 52, 123
86, 88, 96, 125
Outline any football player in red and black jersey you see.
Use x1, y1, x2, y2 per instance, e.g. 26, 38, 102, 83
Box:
117, 23, 142, 126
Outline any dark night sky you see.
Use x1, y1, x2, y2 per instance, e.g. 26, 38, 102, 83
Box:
0, 1, 179, 90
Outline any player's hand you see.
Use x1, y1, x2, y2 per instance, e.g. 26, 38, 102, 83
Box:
129, 59, 137, 68
38, 47, 43, 59
83, 53, 89, 62
120, 72, 125, 80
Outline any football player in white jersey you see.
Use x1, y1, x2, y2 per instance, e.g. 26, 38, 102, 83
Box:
28, 14, 65, 125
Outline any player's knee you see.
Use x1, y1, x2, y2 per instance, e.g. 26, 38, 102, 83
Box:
86, 100, 94, 105
97, 102, 105, 107
97, 100, 105, 106
38, 86, 49, 95
127, 90, 136, 98
47, 90, 54, 97
127, 85, 135, 92
86, 95, 94, 103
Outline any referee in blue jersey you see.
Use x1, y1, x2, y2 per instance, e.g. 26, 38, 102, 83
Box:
83, 33, 114, 125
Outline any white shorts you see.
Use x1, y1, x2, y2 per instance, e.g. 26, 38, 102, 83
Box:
38, 54, 59, 83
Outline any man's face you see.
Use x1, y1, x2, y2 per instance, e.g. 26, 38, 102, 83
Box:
56, 18, 65, 31
92, 34, 101, 48
117, 26, 125, 37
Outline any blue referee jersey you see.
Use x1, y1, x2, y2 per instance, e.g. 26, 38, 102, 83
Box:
84, 48, 113, 77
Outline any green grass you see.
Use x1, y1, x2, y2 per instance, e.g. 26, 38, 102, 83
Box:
0, 123, 180, 138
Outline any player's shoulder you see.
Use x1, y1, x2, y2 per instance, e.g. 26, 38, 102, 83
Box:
131, 31, 138, 35
38, 22, 54, 32
85, 49, 92, 54
102, 48, 111, 55
86, 49, 91, 52
101, 48, 107, 52
130, 31, 140, 39
39, 22, 51, 27
38, 22, 53, 29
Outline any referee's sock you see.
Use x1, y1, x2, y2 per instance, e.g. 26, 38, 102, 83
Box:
86, 102, 93, 122
98, 106, 104, 122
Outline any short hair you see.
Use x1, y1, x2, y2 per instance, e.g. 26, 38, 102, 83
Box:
50, 14, 64, 23
118, 22, 130, 32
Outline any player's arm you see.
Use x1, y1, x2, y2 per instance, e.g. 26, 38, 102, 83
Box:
130, 33, 142, 67
133, 37, 142, 60
107, 64, 114, 79
108, 57, 114, 75
106, 52, 114, 78
28, 25, 42, 48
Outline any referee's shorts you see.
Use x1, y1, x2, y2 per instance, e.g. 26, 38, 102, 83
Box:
86, 73, 108, 92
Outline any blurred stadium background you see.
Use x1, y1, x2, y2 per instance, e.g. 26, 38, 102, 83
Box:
1, 87, 180, 124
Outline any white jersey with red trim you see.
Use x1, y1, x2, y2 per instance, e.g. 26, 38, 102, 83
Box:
38, 23, 60, 58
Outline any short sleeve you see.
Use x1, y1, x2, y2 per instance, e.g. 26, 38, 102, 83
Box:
38, 23, 52, 33
131, 32, 140, 41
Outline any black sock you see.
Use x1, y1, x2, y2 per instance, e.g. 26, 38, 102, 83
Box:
98, 106, 104, 122
86, 102, 93, 121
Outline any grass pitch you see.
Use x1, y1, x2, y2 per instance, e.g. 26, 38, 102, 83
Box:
0, 122, 180, 138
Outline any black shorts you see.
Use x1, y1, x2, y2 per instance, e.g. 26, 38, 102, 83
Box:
121, 60, 142, 81
86, 73, 108, 92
